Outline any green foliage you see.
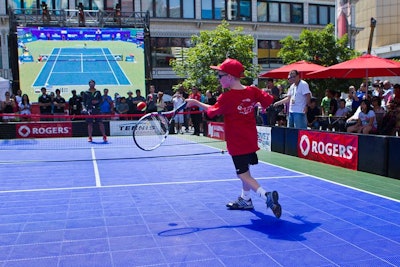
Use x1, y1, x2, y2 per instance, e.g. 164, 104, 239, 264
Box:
170, 21, 259, 92
278, 24, 361, 98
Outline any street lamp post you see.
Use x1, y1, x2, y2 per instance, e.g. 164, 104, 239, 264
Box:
367, 17, 377, 54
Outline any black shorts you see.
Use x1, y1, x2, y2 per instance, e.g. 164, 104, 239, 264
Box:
85, 109, 102, 123
232, 152, 258, 175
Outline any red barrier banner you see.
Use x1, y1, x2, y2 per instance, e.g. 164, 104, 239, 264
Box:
298, 130, 358, 170
16, 122, 73, 138
207, 122, 225, 140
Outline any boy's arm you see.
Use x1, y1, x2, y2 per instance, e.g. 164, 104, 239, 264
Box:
186, 98, 222, 118
186, 98, 211, 110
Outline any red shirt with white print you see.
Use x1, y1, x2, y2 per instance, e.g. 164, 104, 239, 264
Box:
207, 86, 273, 156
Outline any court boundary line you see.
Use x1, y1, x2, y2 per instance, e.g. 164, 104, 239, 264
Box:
2, 136, 398, 203
259, 159, 400, 203
91, 147, 101, 187
0, 175, 306, 194
200, 137, 400, 203
168, 135, 400, 204
102, 47, 120, 85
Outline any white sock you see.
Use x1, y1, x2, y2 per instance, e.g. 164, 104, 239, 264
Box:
241, 190, 251, 201
256, 187, 267, 200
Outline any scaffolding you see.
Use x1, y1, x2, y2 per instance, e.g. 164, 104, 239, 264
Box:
9, 8, 149, 29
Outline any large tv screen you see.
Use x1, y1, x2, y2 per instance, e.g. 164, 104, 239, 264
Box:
17, 26, 145, 103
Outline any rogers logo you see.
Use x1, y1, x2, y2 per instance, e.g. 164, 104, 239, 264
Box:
18, 125, 31, 137
299, 135, 310, 156
17, 124, 72, 138
299, 134, 355, 159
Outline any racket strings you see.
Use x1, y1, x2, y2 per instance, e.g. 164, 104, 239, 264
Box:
133, 114, 169, 150
151, 115, 168, 135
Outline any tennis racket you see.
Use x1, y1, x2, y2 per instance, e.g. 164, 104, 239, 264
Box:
132, 102, 187, 151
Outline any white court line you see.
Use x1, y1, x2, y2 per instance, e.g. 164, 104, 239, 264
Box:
187, 139, 400, 204
0, 175, 305, 194
259, 159, 400, 203
91, 147, 101, 187
2, 135, 399, 204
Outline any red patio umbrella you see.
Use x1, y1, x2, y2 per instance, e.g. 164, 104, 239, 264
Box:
305, 54, 400, 79
259, 60, 327, 79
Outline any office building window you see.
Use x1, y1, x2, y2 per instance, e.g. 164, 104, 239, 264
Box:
280, 3, 290, 23
309, 4, 335, 25
151, 37, 193, 68
268, 2, 279, 22
156, 0, 168, 17
201, 0, 251, 21
257, 39, 283, 65
257, 1, 303, 24
257, 2, 267, 22
142, 0, 194, 19
183, 1, 195, 18
170, 0, 181, 18
292, 4, 303, 24
309, 5, 318, 24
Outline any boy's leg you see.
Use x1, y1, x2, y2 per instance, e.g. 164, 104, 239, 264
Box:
227, 153, 282, 218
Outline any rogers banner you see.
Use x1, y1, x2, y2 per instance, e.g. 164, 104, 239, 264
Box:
298, 130, 358, 170
16, 122, 73, 138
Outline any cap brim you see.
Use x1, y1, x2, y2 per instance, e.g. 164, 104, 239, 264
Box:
210, 65, 221, 71
210, 65, 245, 78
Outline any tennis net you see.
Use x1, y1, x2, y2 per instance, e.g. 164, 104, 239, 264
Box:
39, 53, 124, 62
0, 112, 226, 163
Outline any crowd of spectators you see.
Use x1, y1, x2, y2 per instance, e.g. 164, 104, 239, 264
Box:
1, 78, 400, 136
0, 87, 149, 122
304, 79, 400, 135
0, 84, 221, 136
259, 78, 400, 136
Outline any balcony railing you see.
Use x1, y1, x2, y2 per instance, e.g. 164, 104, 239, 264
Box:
10, 8, 149, 28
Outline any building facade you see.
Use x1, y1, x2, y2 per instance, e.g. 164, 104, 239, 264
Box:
354, 0, 400, 58
1, 0, 372, 93
139, 0, 336, 91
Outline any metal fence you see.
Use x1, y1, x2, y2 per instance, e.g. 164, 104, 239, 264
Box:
10, 8, 149, 28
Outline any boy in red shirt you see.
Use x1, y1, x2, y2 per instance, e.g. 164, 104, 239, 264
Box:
186, 58, 282, 218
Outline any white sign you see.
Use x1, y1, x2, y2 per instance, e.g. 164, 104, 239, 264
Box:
257, 126, 271, 151
110, 120, 138, 136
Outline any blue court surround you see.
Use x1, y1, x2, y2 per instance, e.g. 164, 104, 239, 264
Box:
0, 137, 399, 266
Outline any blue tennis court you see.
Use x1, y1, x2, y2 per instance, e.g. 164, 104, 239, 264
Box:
0, 135, 399, 266
33, 47, 131, 87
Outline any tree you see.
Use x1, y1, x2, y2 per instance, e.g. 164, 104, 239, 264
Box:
171, 21, 259, 92
278, 24, 361, 97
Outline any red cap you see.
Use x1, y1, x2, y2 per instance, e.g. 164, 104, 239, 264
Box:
210, 58, 245, 78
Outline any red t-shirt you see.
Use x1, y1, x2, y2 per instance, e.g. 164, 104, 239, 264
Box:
207, 86, 273, 156
189, 92, 202, 111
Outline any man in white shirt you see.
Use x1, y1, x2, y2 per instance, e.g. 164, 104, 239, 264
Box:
172, 91, 185, 134
273, 70, 311, 129
382, 80, 393, 108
